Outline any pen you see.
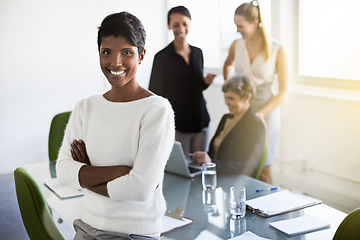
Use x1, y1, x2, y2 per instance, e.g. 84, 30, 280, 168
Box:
256, 187, 278, 192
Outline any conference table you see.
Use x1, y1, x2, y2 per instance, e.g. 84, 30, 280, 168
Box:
25, 161, 346, 240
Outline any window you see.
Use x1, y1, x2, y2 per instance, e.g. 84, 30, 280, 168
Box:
299, 0, 360, 82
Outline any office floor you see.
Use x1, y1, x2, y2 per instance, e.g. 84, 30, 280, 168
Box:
0, 173, 75, 240
0, 173, 28, 240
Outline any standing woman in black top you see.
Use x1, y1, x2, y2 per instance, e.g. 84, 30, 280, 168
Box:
149, 6, 216, 156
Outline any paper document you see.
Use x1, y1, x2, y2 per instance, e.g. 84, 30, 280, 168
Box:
44, 178, 83, 200
269, 215, 330, 236
161, 215, 193, 234
228, 231, 271, 240
246, 190, 322, 217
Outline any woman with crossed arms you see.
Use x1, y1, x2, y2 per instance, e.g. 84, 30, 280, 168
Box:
56, 12, 174, 240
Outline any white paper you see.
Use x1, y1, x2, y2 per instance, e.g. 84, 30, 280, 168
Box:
44, 178, 83, 199
269, 215, 330, 236
228, 231, 271, 240
195, 230, 223, 240
161, 215, 193, 234
246, 190, 322, 216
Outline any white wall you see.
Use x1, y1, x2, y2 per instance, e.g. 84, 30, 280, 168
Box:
0, 0, 168, 174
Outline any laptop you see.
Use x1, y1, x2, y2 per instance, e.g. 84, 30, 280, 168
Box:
165, 141, 203, 178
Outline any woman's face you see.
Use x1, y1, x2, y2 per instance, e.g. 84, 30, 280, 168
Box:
224, 90, 249, 116
99, 35, 144, 89
168, 13, 191, 44
234, 14, 258, 40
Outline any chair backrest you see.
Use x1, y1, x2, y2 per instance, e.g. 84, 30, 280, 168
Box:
48, 111, 71, 162
333, 208, 360, 240
14, 167, 64, 240
254, 122, 267, 180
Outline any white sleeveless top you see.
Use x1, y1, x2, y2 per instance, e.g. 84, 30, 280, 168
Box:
234, 39, 280, 86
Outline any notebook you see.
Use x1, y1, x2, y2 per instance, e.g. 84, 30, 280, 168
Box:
269, 215, 330, 236
44, 178, 83, 199
165, 141, 202, 178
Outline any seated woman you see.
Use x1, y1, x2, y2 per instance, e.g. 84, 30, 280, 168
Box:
191, 74, 265, 176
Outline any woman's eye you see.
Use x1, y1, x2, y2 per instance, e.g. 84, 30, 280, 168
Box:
122, 50, 133, 56
102, 50, 111, 55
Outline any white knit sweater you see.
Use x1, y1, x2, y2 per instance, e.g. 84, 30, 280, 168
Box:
56, 94, 175, 235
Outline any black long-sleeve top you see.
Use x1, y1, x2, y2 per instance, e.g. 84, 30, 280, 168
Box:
208, 108, 265, 176
148, 42, 210, 133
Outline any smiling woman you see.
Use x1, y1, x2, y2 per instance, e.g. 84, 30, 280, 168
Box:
190, 74, 266, 177
56, 12, 175, 239
149, 6, 216, 158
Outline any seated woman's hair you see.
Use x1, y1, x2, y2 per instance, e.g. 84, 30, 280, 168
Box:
167, 6, 192, 24
97, 12, 146, 55
222, 74, 256, 98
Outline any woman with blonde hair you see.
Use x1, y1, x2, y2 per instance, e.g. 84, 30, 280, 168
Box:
223, 0, 289, 183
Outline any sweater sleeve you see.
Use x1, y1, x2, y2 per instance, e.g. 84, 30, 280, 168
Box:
107, 99, 175, 202
56, 100, 87, 189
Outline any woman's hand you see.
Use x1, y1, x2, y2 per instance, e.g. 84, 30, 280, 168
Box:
204, 73, 216, 85
255, 112, 266, 125
189, 151, 212, 165
71, 140, 90, 165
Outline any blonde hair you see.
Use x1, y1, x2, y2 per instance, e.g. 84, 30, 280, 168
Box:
235, 1, 271, 60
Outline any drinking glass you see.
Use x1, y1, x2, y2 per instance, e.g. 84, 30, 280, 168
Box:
229, 186, 246, 218
202, 188, 217, 213
202, 162, 217, 189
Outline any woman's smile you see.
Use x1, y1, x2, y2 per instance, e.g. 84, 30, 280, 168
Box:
109, 69, 126, 76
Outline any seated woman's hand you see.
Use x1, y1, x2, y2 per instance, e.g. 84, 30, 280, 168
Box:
71, 140, 91, 165
190, 151, 212, 165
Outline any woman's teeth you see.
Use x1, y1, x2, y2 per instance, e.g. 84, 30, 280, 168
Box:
110, 70, 125, 76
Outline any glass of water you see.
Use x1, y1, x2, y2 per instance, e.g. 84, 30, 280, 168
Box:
202, 188, 217, 213
202, 162, 217, 189
229, 186, 246, 218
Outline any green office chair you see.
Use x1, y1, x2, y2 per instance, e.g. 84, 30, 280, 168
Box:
14, 167, 65, 240
254, 123, 267, 180
48, 111, 71, 178
48, 111, 71, 162
333, 208, 360, 240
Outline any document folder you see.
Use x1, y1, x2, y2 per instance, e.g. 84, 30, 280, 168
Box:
161, 207, 194, 235
246, 190, 322, 217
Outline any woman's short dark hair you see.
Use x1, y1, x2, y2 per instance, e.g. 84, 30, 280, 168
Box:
97, 12, 146, 55
222, 75, 256, 98
167, 6, 192, 25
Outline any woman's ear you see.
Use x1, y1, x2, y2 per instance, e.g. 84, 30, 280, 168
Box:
139, 49, 146, 64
